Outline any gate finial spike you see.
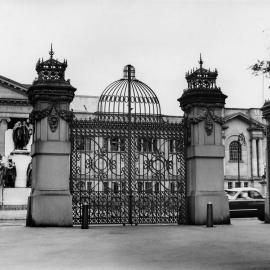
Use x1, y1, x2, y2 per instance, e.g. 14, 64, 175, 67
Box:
199, 53, 203, 69
123, 65, 135, 79
49, 43, 54, 59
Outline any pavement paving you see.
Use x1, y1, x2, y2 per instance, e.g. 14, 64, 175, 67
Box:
0, 218, 270, 270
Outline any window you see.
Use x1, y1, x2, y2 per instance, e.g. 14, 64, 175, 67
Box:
119, 138, 125, 151
154, 182, 160, 194
138, 182, 143, 193
145, 182, 153, 194
169, 140, 181, 153
103, 137, 108, 151
228, 182, 233, 189
170, 182, 176, 193
86, 181, 92, 191
226, 190, 237, 197
104, 137, 125, 152
244, 182, 248, 188
76, 138, 91, 151
111, 137, 119, 152
249, 191, 263, 199
76, 138, 85, 151
177, 182, 182, 192
121, 182, 126, 193
103, 182, 109, 193
75, 137, 92, 151
238, 190, 263, 199
229, 141, 241, 161
137, 138, 157, 152
238, 191, 249, 199
113, 182, 119, 193
235, 182, 241, 188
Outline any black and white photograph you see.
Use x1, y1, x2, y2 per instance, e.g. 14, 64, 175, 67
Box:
0, 0, 270, 269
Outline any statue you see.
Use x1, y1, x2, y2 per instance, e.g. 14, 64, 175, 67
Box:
3, 158, 16, 188
26, 162, 32, 188
0, 155, 5, 186
12, 120, 31, 150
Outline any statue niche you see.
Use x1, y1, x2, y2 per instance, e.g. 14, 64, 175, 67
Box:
12, 120, 31, 150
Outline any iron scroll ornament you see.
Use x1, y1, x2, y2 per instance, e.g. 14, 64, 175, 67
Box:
187, 107, 224, 136
29, 104, 74, 132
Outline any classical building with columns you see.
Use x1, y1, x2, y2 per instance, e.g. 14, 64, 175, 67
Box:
223, 108, 266, 194
0, 75, 32, 157
0, 65, 267, 199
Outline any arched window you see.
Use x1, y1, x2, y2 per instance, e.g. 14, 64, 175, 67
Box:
229, 141, 241, 161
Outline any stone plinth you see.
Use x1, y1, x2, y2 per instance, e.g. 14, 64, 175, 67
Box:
1, 187, 31, 205
27, 141, 73, 226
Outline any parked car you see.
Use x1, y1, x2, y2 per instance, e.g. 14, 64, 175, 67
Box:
225, 187, 265, 221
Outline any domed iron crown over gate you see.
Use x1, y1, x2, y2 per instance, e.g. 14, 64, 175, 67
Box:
97, 65, 162, 121
178, 55, 227, 111
28, 45, 76, 106
35, 44, 68, 82
185, 54, 218, 90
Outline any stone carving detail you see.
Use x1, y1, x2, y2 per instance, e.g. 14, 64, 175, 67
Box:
204, 110, 214, 136
13, 120, 31, 149
29, 103, 74, 132
188, 107, 224, 136
48, 107, 59, 132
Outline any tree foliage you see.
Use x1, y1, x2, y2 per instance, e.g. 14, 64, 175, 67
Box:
250, 60, 270, 76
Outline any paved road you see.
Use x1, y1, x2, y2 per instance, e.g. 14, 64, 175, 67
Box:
0, 218, 270, 270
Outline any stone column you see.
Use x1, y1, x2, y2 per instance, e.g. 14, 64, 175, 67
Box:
251, 138, 258, 177
258, 138, 264, 177
26, 48, 76, 226
262, 101, 270, 223
0, 118, 10, 156
178, 58, 230, 225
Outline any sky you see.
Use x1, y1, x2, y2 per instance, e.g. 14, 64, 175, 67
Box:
1, 0, 270, 115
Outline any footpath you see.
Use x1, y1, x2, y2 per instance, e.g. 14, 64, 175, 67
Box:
0, 218, 269, 270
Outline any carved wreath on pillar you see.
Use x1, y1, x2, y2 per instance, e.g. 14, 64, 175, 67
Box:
48, 107, 59, 132
29, 104, 74, 132
188, 107, 224, 136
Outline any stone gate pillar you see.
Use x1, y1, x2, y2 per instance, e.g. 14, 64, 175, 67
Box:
178, 56, 230, 225
261, 101, 270, 223
26, 47, 76, 226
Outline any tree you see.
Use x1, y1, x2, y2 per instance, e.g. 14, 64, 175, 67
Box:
250, 60, 270, 75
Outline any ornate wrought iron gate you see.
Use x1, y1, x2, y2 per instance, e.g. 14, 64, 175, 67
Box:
70, 116, 187, 225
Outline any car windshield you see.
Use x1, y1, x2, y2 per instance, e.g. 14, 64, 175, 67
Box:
225, 190, 237, 196
225, 190, 237, 199
237, 190, 264, 200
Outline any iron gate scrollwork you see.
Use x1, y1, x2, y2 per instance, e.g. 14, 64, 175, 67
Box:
70, 64, 187, 225
70, 117, 187, 225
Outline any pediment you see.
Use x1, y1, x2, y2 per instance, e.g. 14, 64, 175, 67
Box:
0, 75, 29, 101
224, 112, 265, 129
0, 84, 27, 99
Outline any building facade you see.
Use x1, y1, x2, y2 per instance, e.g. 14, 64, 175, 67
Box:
0, 71, 267, 197
223, 108, 266, 194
